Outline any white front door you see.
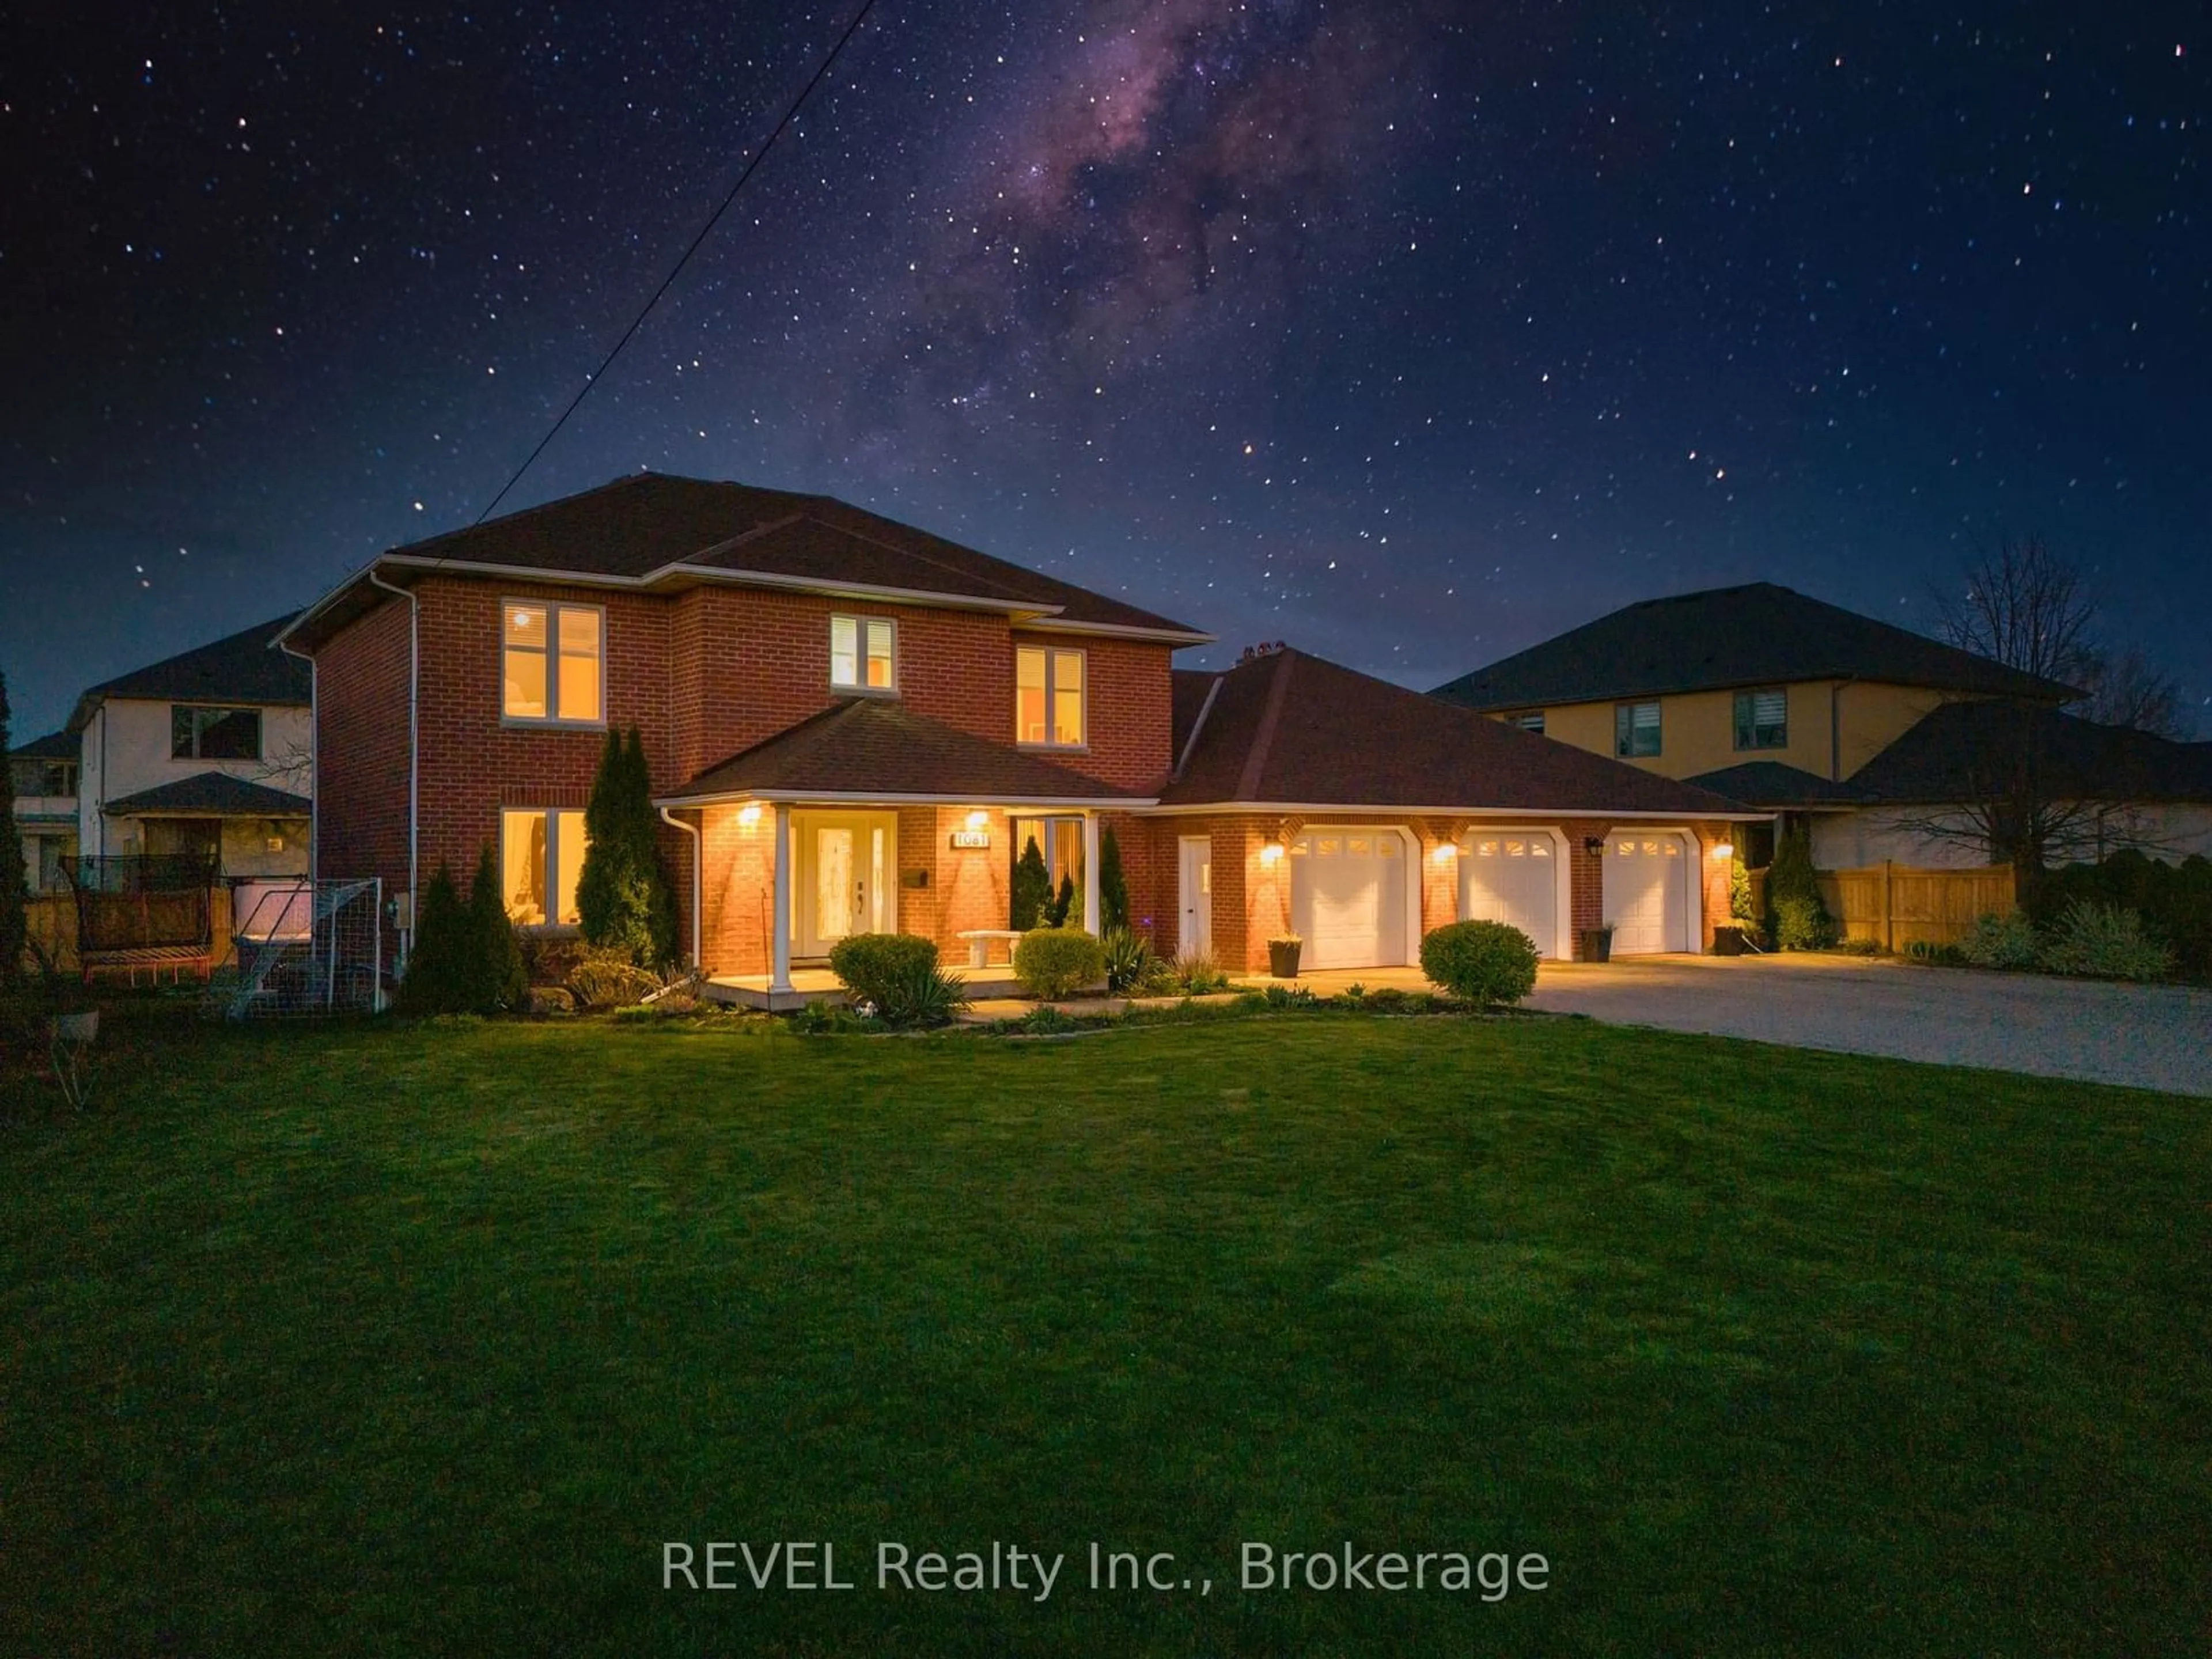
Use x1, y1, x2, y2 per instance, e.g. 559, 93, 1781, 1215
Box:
796, 813, 895, 957
1178, 835, 1213, 959
1602, 832, 1690, 953
1290, 830, 1409, 969
1459, 832, 1560, 957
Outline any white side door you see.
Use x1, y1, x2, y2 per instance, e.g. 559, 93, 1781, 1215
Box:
1177, 835, 1213, 959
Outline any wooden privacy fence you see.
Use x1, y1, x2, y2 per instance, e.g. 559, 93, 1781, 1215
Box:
1745, 863, 2015, 950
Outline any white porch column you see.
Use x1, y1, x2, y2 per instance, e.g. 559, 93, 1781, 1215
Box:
1081, 810, 1102, 937
770, 803, 793, 993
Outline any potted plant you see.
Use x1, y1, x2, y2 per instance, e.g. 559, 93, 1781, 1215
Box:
1577, 923, 1614, 963
1267, 933, 1304, 978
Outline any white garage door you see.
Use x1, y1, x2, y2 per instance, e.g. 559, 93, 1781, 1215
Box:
1603, 833, 1690, 954
1459, 834, 1559, 958
1290, 830, 1408, 969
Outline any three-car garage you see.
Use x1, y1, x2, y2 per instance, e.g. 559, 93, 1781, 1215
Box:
1281, 823, 1698, 968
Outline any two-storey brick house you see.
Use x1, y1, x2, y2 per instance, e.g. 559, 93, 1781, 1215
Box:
281, 474, 1753, 997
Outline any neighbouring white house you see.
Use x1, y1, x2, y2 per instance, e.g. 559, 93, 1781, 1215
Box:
9, 729, 81, 892
66, 613, 313, 881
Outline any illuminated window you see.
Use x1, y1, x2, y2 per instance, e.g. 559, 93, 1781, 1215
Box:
1614, 700, 1661, 757
1508, 711, 1546, 734
171, 705, 262, 760
503, 602, 604, 724
501, 808, 588, 927
1015, 645, 1086, 747
1377, 835, 1402, 857
830, 615, 896, 691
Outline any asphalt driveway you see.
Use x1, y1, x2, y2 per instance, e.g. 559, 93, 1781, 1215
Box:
1527, 954, 2212, 1096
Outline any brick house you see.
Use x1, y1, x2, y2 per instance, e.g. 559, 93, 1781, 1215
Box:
279, 474, 1754, 1001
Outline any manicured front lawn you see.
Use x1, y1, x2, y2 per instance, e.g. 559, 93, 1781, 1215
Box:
3, 1010, 2207, 1654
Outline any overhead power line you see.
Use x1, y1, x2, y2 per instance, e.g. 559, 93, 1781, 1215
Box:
474, 0, 883, 525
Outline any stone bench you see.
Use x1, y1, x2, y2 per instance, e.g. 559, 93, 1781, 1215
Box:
954, 928, 1025, 968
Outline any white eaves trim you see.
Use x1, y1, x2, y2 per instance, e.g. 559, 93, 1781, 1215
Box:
1021, 615, 1217, 646
1135, 800, 1768, 821
654, 787, 1156, 810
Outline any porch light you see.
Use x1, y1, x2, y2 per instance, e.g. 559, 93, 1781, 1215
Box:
1433, 843, 1457, 865
737, 804, 763, 828
1259, 841, 1285, 866
1711, 842, 1734, 859
964, 809, 990, 831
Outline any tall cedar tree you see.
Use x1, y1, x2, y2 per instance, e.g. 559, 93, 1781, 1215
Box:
577, 727, 677, 967
1098, 825, 1130, 931
467, 840, 528, 1012
0, 669, 27, 982
398, 862, 469, 1014
1010, 835, 1052, 929
1050, 872, 1078, 929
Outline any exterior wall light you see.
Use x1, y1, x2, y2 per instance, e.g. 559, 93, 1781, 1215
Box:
965, 809, 990, 830
1433, 843, 1457, 864
1582, 835, 1607, 856
1711, 842, 1734, 859
737, 804, 763, 828
1259, 841, 1286, 866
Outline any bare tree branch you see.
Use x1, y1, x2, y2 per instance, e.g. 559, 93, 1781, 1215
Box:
2077, 645, 2191, 740
1936, 536, 2097, 688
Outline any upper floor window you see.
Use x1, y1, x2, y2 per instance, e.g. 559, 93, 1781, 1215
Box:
1733, 687, 1788, 751
503, 601, 603, 724
830, 615, 896, 692
1613, 699, 1661, 758
1507, 711, 1546, 734
172, 704, 262, 761
10, 758, 77, 797
1016, 645, 1085, 748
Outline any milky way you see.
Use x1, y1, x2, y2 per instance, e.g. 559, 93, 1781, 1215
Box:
2, 0, 2206, 734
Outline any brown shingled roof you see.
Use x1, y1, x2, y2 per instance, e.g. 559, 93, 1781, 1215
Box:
1165, 648, 1757, 817
662, 699, 1151, 805
293, 474, 1205, 642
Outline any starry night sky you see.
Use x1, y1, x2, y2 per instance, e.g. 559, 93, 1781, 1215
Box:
3, 1, 2205, 738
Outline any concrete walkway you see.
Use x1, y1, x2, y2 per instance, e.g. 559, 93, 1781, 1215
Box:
1524, 954, 2212, 1097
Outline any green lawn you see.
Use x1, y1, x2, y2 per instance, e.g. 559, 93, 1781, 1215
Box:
3, 1007, 2207, 1655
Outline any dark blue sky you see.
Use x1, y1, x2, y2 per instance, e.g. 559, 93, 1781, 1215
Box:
3, 1, 2205, 739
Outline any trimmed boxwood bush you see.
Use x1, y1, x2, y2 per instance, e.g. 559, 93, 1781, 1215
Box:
1013, 926, 1107, 1000
829, 933, 942, 1010
1419, 919, 1540, 1007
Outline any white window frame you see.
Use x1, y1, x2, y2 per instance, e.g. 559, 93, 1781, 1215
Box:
171, 703, 264, 761
500, 806, 589, 931
501, 599, 607, 728
1015, 644, 1088, 750
828, 614, 898, 695
1615, 699, 1662, 758
1733, 687, 1789, 752
1508, 711, 1546, 734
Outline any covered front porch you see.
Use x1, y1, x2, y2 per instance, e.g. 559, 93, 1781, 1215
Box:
655, 695, 1150, 995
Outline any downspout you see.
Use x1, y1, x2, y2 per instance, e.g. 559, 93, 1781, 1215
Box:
659, 806, 703, 968
367, 570, 419, 969
1828, 675, 1859, 783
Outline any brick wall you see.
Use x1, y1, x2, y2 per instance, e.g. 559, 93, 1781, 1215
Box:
312, 593, 412, 956
1009, 631, 1173, 792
